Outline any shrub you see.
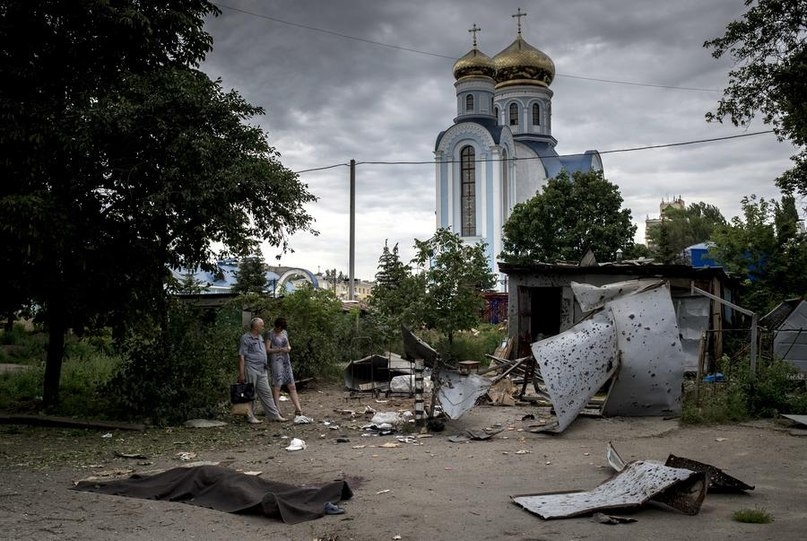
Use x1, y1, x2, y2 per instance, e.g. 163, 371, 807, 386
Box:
682, 356, 807, 424
732, 507, 773, 524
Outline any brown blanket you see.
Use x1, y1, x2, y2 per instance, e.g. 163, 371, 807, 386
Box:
73, 465, 353, 524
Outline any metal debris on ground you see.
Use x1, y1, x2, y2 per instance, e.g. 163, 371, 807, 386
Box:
665, 454, 755, 492
512, 459, 706, 519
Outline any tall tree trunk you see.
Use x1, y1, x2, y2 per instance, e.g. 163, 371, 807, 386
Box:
42, 289, 67, 408
43, 317, 66, 409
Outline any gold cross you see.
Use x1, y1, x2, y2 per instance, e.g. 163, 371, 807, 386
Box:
468, 23, 481, 47
512, 8, 527, 35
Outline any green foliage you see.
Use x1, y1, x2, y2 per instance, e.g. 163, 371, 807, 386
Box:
681, 357, 807, 425
500, 170, 636, 264
1, 322, 31, 346
732, 507, 774, 524
369, 241, 427, 344
418, 324, 507, 364
413, 228, 496, 344
232, 254, 270, 295
0, 1, 316, 407
0, 331, 122, 417
105, 299, 240, 425
710, 193, 807, 314
705, 0, 807, 195
647, 202, 726, 263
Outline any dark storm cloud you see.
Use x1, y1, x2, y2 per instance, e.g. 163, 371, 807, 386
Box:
202, 0, 795, 278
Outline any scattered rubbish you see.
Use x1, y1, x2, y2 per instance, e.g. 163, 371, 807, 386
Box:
179, 461, 221, 468
379, 442, 401, 448
392, 536, 402, 540
336, 437, 350, 443
352, 445, 366, 449
114, 451, 148, 459
101, 433, 112, 439
364, 405, 377, 415
343, 352, 414, 393
284, 438, 306, 452
487, 378, 517, 406
447, 435, 470, 443
371, 411, 404, 426
324, 502, 345, 515
176, 452, 197, 461
376, 489, 391, 495
593, 512, 637, 525
293, 415, 314, 424
435, 371, 493, 420
514, 450, 532, 455
183, 419, 227, 428
703, 373, 724, 383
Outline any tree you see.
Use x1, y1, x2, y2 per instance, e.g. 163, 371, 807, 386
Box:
233, 254, 269, 295
0, 1, 315, 406
499, 170, 636, 264
369, 240, 426, 341
710, 193, 807, 313
705, 0, 807, 194
412, 228, 496, 346
647, 202, 726, 263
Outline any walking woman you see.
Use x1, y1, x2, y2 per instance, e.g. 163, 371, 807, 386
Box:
266, 317, 303, 417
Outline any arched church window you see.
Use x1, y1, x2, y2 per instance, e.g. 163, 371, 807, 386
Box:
494, 106, 499, 122
501, 149, 509, 222
466, 94, 474, 112
532, 103, 541, 125
460, 146, 476, 237
509, 103, 518, 126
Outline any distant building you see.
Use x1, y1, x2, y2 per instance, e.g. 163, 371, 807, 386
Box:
645, 196, 685, 249
316, 274, 375, 301
171, 258, 318, 296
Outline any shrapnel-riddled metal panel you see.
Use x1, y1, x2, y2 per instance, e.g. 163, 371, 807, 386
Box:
512, 460, 706, 519
603, 283, 685, 416
531, 310, 618, 432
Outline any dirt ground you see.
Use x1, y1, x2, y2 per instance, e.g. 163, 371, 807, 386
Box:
1, 381, 805, 541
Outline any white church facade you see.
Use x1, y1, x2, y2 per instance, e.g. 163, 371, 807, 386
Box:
435, 13, 602, 288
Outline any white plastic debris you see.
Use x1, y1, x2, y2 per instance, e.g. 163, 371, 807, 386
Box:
293, 415, 314, 424
284, 438, 307, 451
371, 411, 403, 426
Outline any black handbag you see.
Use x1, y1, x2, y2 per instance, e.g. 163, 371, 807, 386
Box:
230, 382, 255, 404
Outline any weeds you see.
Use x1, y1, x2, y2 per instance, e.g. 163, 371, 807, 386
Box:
732, 507, 773, 524
682, 356, 807, 424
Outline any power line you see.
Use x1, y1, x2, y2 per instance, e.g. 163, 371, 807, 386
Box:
213, 2, 720, 93
293, 129, 774, 172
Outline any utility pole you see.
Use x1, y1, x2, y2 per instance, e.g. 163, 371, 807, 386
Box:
349, 159, 356, 300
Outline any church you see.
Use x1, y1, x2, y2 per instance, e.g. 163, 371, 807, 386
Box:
434, 11, 603, 289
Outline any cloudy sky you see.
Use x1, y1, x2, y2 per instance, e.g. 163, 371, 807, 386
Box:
201, 0, 796, 280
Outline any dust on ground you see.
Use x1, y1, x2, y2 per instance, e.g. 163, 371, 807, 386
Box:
1, 381, 805, 541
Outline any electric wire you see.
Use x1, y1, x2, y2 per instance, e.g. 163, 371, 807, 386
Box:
293, 129, 775, 174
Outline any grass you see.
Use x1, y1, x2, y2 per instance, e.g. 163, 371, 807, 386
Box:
732, 507, 773, 524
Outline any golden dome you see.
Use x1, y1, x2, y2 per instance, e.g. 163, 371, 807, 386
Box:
453, 47, 496, 80
493, 35, 555, 87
